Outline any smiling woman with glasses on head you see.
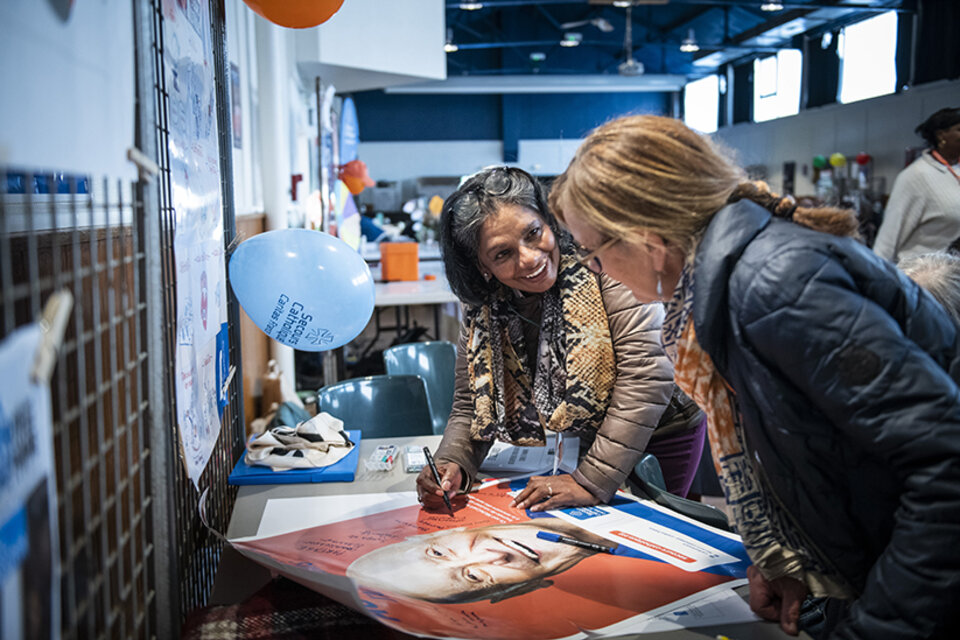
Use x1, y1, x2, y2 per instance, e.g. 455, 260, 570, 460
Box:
417, 166, 705, 514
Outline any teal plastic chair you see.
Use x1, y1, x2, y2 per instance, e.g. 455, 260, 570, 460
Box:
316, 374, 434, 439
629, 453, 731, 531
383, 341, 457, 435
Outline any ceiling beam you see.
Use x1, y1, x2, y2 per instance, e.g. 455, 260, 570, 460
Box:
385, 74, 688, 93
450, 39, 614, 49
663, 0, 911, 11
446, 0, 585, 8
446, 0, 910, 10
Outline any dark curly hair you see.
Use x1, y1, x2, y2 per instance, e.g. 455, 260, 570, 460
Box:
915, 107, 960, 148
439, 166, 570, 307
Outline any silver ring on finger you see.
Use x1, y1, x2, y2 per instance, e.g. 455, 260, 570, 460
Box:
547, 484, 553, 497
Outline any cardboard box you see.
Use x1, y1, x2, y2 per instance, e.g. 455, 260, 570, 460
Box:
380, 242, 419, 281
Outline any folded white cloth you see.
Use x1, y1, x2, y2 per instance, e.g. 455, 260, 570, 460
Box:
245, 412, 355, 471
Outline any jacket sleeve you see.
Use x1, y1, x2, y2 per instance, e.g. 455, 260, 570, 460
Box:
872, 167, 923, 262
434, 316, 493, 490
571, 274, 676, 502
737, 249, 960, 639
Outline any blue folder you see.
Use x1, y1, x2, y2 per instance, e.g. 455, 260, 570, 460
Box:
228, 430, 362, 485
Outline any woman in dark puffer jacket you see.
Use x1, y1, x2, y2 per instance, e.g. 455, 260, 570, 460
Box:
550, 115, 960, 640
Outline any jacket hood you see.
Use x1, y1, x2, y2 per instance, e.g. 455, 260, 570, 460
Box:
692, 199, 772, 371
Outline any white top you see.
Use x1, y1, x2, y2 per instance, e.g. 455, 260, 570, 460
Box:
873, 150, 960, 262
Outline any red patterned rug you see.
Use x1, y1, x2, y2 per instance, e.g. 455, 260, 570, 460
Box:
182, 578, 419, 640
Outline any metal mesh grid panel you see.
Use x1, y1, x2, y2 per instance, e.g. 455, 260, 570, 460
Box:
148, 0, 246, 624
0, 174, 155, 639
0, 0, 245, 636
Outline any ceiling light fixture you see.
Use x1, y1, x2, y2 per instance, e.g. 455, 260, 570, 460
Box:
591, 17, 614, 33
560, 32, 583, 47
680, 28, 699, 53
559, 17, 614, 33
444, 28, 458, 53
618, 5, 644, 76
459, 2, 483, 9
613, 1, 632, 8
760, 2, 784, 10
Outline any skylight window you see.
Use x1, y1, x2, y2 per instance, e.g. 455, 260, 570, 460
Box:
753, 49, 802, 123
684, 75, 719, 134
838, 11, 897, 104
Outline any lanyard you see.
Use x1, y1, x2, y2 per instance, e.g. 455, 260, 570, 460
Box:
932, 150, 960, 185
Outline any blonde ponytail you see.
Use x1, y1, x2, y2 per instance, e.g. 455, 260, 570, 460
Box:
728, 181, 859, 238
550, 116, 861, 251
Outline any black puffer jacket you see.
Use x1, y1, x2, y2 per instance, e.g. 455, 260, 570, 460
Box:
694, 201, 960, 639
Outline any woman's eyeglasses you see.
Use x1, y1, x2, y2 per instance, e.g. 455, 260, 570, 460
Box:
575, 236, 620, 273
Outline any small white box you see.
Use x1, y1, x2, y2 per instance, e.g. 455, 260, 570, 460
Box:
364, 444, 398, 471
403, 446, 427, 473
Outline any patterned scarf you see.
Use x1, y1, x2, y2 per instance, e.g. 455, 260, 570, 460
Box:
662, 261, 854, 599
466, 249, 615, 445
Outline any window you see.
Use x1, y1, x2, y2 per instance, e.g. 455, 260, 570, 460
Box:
838, 11, 897, 104
753, 49, 802, 123
684, 75, 719, 133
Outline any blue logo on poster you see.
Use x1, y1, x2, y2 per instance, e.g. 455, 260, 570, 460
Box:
340, 97, 359, 163
216, 323, 230, 417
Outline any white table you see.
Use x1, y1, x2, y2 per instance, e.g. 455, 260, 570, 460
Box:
221, 435, 807, 640
366, 276, 460, 353
374, 278, 459, 307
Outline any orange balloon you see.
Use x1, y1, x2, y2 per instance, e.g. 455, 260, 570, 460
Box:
242, 0, 345, 29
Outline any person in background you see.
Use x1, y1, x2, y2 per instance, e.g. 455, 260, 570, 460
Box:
549, 114, 960, 639
417, 166, 703, 512
873, 107, 960, 262
899, 250, 960, 325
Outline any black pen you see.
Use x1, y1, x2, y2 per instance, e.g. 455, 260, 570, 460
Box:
423, 446, 454, 515
536, 531, 616, 554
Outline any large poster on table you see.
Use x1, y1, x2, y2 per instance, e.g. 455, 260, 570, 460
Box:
230, 479, 756, 639
162, 0, 229, 487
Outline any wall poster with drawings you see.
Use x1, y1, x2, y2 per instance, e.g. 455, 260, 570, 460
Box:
162, 0, 230, 488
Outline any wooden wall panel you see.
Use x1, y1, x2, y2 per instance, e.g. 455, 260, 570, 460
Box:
235, 213, 268, 435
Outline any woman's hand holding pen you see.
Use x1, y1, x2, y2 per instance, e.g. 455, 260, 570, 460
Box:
416, 461, 462, 510
511, 474, 598, 512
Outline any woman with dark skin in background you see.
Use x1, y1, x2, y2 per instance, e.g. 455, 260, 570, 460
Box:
874, 107, 960, 262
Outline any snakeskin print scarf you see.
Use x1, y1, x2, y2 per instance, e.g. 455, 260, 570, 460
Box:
466, 249, 615, 446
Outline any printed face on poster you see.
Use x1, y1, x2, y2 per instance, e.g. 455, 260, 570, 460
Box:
232, 480, 756, 639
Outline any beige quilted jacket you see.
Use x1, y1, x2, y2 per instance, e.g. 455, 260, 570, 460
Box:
435, 273, 702, 502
